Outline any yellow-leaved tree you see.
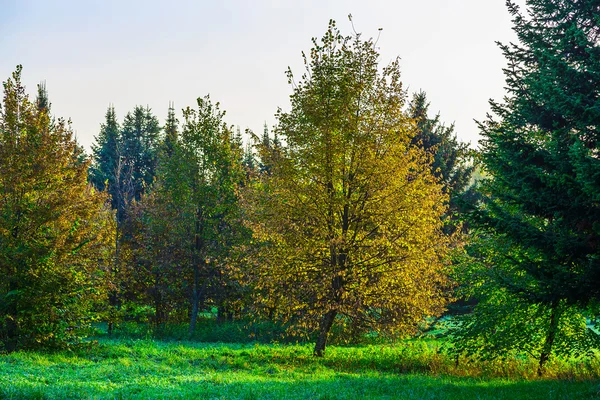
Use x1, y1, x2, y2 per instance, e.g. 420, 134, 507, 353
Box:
243, 21, 454, 356
0, 66, 114, 351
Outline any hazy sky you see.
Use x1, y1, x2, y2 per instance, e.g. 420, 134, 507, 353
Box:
0, 0, 520, 150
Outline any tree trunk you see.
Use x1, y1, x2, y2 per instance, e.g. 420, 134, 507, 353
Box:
538, 299, 561, 377
107, 290, 118, 337
189, 209, 204, 337
108, 220, 120, 337
154, 289, 164, 330
4, 279, 19, 353
189, 263, 200, 337
314, 310, 337, 357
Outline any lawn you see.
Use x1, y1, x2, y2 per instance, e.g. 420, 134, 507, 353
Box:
1, 339, 599, 399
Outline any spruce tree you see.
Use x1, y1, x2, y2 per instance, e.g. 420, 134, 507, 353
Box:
452, 0, 600, 375
90, 106, 121, 209
408, 91, 474, 208
163, 102, 178, 157
120, 105, 160, 205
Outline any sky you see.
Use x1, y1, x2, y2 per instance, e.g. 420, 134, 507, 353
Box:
0, 0, 521, 151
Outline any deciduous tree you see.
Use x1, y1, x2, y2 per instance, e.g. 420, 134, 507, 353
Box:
0, 66, 114, 351
244, 21, 452, 356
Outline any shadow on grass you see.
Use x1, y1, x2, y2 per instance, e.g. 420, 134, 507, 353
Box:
2, 372, 599, 400
2, 340, 599, 399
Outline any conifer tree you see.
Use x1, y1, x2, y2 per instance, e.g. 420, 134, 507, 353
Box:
35, 81, 49, 113
163, 102, 178, 157
90, 106, 121, 210
120, 105, 161, 205
452, 0, 600, 375
408, 91, 474, 211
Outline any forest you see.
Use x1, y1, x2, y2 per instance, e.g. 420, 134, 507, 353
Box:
1, 0, 600, 398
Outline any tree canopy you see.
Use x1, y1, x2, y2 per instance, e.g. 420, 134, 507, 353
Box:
243, 21, 453, 356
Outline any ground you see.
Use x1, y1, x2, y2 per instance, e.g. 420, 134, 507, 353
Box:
1, 339, 599, 399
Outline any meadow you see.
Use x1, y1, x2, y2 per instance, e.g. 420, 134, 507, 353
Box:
1, 332, 599, 400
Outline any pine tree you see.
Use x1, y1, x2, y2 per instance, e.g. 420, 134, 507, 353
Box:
35, 81, 50, 114
453, 0, 600, 375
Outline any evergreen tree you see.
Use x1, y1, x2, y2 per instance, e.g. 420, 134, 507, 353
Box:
120, 105, 161, 205
408, 91, 474, 210
90, 106, 121, 210
163, 102, 178, 157
452, 0, 600, 375
35, 81, 49, 114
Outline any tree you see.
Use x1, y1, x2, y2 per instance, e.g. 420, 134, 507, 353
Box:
120, 105, 161, 206
162, 102, 178, 157
179, 96, 246, 333
130, 96, 246, 334
89, 104, 161, 333
452, 0, 600, 375
90, 105, 121, 211
0, 66, 114, 351
408, 91, 474, 214
120, 102, 188, 330
244, 21, 452, 357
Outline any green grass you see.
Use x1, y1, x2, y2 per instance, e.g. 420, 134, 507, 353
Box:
1, 339, 599, 399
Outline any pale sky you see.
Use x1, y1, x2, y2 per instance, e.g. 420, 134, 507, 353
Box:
0, 0, 520, 151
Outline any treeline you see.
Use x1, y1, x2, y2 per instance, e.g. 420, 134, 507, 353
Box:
1, 0, 599, 376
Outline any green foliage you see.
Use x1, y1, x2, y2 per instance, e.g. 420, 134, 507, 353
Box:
473, 0, 600, 305
126, 95, 248, 334
408, 91, 474, 209
448, 238, 600, 363
89, 105, 120, 210
455, 0, 600, 374
0, 66, 115, 351
89, 104, 160, 220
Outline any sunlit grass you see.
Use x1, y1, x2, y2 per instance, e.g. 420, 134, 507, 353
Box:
1, 338, 599, 399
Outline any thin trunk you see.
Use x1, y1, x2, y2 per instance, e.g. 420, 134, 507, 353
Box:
538, 299, 561, 377
4, 279, 19, 353
108, 222, 120, 337
217, 307, 233, 323
154, 286, 163, 329
189, 262, 200, 336
314, 310, 337, 357
189, 212, 203, 337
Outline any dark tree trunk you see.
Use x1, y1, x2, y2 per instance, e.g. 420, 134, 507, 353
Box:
217, 307, 234, 323
189, 212, 204, 337
107, 290, 118, 337
4, 279, 19, 353
538, 299, 561, 377
189, 263, 200, 337
154, 289, 164, 329
314, 310, 337, 357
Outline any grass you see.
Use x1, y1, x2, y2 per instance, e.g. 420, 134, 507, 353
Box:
1, 338, 599, 399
